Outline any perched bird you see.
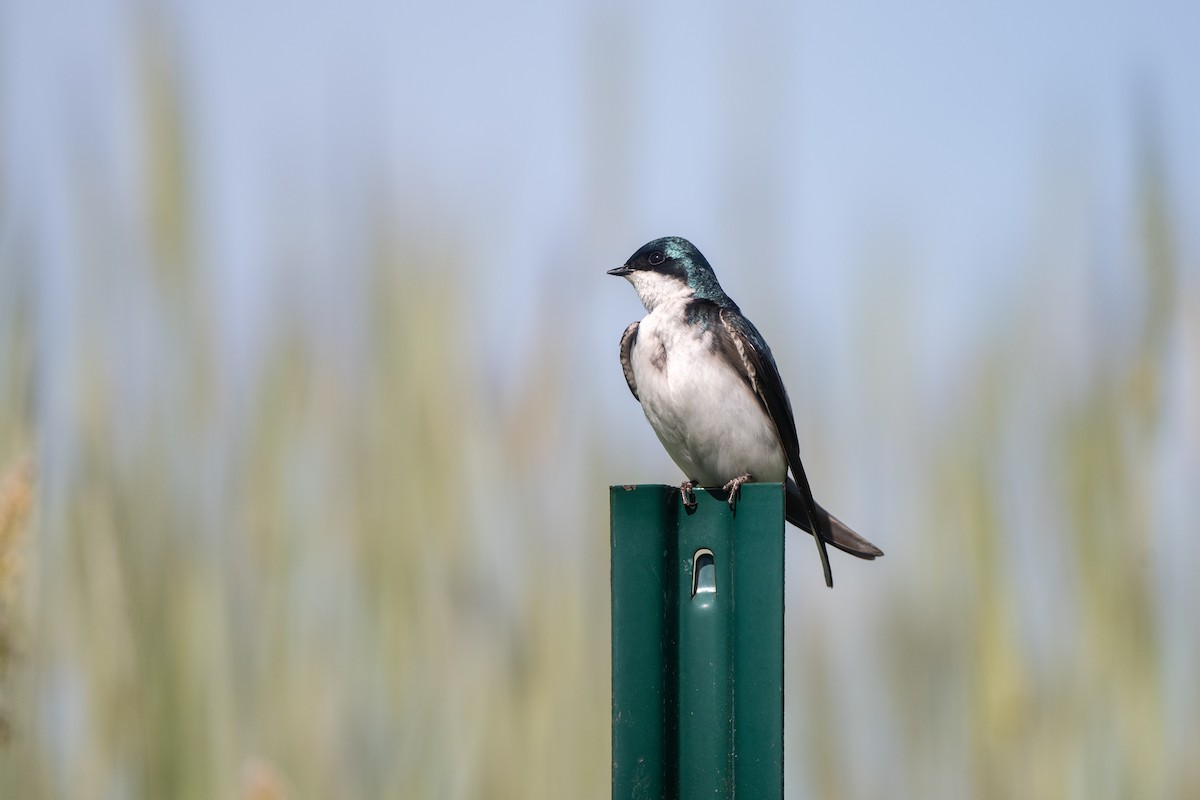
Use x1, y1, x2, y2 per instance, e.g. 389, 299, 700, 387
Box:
609, 236, 883, 587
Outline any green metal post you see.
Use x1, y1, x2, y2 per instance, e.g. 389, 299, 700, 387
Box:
611, 483, 784, 800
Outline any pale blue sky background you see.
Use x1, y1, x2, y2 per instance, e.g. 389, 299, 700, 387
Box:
6, 0, 1197, 383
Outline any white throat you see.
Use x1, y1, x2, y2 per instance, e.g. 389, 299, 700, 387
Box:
624, 270, 693, 312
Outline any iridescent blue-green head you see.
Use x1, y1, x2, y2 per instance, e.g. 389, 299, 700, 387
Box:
607, 236, 735, 312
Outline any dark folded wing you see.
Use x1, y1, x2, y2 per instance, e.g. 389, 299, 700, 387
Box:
618, 321, 640, 401
715, 306, 834, 586
715, 308, 802, 474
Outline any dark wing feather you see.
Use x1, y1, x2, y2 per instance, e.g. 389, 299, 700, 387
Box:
716, 307, 835, 587
618, 321, 640, 401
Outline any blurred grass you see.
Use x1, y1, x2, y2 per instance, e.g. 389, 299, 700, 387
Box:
0, 457, 33, 747
0, 34, 613, 795
0, 24, 1196, 800
859, 121, 1190, 800
0, 218, 612, 797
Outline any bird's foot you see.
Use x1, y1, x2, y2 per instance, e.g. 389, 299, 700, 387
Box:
679, 480, 698, 512
722, 473, 754, 512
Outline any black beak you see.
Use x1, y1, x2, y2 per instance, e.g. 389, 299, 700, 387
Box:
607, 265, 632, 277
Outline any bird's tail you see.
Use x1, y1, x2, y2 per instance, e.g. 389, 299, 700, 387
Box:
785, 478, 884, 560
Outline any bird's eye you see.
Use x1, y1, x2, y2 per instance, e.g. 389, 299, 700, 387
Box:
648, 252, 665, 265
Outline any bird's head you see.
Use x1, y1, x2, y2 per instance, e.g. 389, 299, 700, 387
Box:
608, 236, 732, 311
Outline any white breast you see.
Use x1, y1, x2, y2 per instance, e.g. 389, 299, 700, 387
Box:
631, 301, 788, 486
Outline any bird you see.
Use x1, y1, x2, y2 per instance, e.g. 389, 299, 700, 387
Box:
608, 235, 883, 587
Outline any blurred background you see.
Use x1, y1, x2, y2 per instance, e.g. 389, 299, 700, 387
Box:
1, 1, 1198, 798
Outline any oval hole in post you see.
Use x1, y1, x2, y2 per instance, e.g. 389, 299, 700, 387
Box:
692, 548, 716, 597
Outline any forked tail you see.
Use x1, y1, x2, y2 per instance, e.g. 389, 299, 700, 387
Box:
785, 478, 884, 560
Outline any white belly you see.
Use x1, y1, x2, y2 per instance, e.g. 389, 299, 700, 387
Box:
632, 305, 787, 486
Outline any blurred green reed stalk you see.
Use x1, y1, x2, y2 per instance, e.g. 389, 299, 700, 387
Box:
0, 458, 33, 747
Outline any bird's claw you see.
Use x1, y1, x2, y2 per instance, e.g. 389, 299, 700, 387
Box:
722, 473, 753, 513
680, 480, 698, 512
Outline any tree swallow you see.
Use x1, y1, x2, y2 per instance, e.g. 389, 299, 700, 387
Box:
609, 236, 883, 587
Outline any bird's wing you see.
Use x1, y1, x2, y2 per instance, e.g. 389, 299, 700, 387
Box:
618, 321, 640, 401
716, 306, 833, 587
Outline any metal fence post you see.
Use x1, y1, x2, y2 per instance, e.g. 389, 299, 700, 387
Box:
611, 483, 785, 800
